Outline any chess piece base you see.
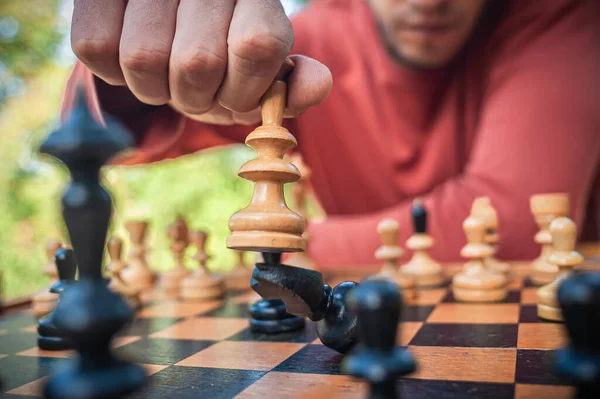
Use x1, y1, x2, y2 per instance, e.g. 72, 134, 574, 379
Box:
452, 264, 508, 303
159, 268, 189, 297
180, 274, 225, 302
530, 261, 558, 286
121, 266, 155, 291
401, 259, 445, 288
536, 303, 563, 321
44, 359, 146, 399
249, 299, 305, 333
37, 318, 74, 351
453, 286, 508, 302
32, 291, 58, 318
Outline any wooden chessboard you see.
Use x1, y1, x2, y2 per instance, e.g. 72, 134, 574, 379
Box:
0, 262, 597, 399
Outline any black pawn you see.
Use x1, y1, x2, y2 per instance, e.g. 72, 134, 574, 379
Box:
250, 252, 304, 333
556, 271, 600, 399
39, 86, 146, 399
37, 248, 77, 350
341, 280, 416, 399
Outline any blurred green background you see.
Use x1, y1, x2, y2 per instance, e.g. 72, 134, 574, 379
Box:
0, 0, 311, 300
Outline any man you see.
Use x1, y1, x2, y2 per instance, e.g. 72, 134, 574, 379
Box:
62, 0, 599, 267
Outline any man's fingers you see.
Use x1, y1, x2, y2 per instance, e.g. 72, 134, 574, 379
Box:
71, 0, 127, 86
284, 55, 333, 117
169, 0, 234, 115
218, 0, 294, 113
119, 0, 179, 105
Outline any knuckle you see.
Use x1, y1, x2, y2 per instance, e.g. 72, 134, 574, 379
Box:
72, 37, 118, 65
174, 46, 228, 81
120, 46, 170, 74
230, 28, 293, 76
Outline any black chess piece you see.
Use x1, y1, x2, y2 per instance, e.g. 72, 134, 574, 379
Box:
412, 200, 427, 234
248, 253, 305, 334
341, 279, 416, 399
37, 248, 77, 350
556, 271, 600, 399
39, 87, 146, 399
251, 251, 359, 353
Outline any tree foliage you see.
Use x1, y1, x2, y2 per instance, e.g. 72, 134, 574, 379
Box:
0, 0, 65, 106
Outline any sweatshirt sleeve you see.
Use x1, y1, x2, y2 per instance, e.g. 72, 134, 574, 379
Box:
307, 0, 600, 268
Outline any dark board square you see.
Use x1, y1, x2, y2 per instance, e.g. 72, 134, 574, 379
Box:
400, 379, 515, 399
200, 302, 249, 318
523, 278, 537, 288
114, 338, 215, 365
227, 321, 318, 343
515, 349, 570, 385
442, 290, 521, 303
402, 306, 435, 322
0, 312, 36, 332
227, 322, 319, 343
519, 305, 540, 323
129, 366, 266, 399
0, 355, 70, 393
117, 317, 182, 337
0, 332, 36, 355
409, 323, 518, 348
519, 305, 563, 324
273, 344, 343, 375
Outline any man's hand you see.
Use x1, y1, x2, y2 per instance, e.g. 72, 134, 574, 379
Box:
71, 0, 332, 125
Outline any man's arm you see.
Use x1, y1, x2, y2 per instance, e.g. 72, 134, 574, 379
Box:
308, 1, 600, 267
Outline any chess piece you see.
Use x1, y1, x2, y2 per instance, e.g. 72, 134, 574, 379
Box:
32, 239, 62, 317
227, 59, 359, 354
471, 197, 510, 275
453, 216, 508, 302
37, 248, 77, 350
121, 220, 155, 291
248, 256, 305, 334
401, 200, 444, 287
160, 216, 191, 297
341, 279, 417, 399
180, 231, 225, 301
225, 251, 252, 290
556, 271, 600, 398
372, 219, 417, 301
106, 236, 141, 310
530, 193, 570, 285
537, 217, 583, 321
39, 87, 146, 398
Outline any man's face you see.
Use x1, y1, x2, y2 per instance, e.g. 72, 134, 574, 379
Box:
367, 0, 487, 69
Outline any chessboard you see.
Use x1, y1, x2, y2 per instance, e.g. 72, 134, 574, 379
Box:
1, 262, 595, 399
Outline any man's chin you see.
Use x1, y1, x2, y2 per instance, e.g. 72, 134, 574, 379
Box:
387, 45, 451, 70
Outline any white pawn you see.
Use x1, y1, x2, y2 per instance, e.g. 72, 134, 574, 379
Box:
470, 197, 510, 275
529, 193, 570, 285
107, 236, 142, 311
401, 199, 444, 287
453, 216, 508, 302
180, 231, 225, 301
537, 217, 583, 321
371, 219, 416, 301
